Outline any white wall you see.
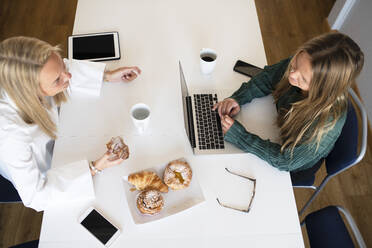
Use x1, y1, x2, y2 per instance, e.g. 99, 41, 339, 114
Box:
328, 0, 372, 120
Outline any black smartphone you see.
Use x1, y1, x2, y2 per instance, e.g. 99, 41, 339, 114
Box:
79, 207, 120, 247
233, 60, 263, 77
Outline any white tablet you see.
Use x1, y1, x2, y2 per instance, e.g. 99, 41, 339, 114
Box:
68, 32, 121, 61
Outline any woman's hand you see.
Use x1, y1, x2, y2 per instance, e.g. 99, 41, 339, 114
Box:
90, 151, 125, 176
221, 115, 235, 134
212, 98, 240, 118
104, 66, 141, 83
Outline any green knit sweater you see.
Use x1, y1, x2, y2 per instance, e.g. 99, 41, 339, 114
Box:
225, 58, 346, 172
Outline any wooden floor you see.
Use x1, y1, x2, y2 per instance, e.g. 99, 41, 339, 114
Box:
1, 0, 371, 247
0, 1, 78, 247
0, 0, 77, 57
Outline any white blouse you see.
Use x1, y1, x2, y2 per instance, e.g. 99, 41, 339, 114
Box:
0, 59, 106, 211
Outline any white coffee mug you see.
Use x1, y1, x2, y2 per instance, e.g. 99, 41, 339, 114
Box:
130, 103, 151, 134
200, 48, 217, 75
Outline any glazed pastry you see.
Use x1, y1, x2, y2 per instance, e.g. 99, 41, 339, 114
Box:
163, 160, 192, 190
128, 171, 168, 193
106, 136, 129, 160
136, 189, 164, 215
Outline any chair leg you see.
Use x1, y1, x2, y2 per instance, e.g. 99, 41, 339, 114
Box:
299, 189, 320, 216
336, 206, 367, 248
299, 177, 330, 216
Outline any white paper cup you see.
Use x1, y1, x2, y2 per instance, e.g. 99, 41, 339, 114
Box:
130, 103, 150, 134
200, 48, 217, 75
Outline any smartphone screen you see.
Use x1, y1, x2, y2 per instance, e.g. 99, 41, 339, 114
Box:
73, 34, 115, 60
233, 60, 263, 77
80, 209, 119, 245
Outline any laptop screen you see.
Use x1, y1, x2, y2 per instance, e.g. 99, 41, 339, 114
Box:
179, 62, 191, 143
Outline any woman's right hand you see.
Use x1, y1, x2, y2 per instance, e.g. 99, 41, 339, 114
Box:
91, 151, 125, 175
212, 98, 240, 118
104, 66, 141, 83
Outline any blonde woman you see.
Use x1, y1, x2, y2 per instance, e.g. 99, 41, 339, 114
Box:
0, 36, 141, 211
213, 32, 364, 172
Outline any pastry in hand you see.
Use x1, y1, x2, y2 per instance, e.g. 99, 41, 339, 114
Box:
136, 189, 164, 215
128, 170, 168, 193
106, 136, 129, 160
163, 160, 192, 190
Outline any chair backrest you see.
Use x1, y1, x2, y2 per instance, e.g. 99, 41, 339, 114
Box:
325, 100, 358, 175
0, 174, 21, 203
326, 88, 368, 176
291, 88, 367, 186
303, 205, 366, 248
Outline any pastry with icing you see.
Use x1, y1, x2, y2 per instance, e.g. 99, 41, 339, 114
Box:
136, 189, 164, 215
163, 160, 192, 190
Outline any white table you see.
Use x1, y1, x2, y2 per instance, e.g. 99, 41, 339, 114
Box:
39, 0, 304, 247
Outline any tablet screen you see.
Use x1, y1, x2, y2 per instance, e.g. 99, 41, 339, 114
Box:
73, 34, 115, 60
80, 209, 118, 245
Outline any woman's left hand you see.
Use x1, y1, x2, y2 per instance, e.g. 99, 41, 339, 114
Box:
221, 115, 234, 134
104, 66, 141, 83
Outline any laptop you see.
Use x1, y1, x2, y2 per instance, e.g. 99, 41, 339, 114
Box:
179, 61, 244, 155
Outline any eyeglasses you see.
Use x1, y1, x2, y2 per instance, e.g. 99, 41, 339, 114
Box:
216, 168, 256, 213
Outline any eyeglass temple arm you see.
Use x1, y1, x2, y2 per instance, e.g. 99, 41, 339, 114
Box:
247, 179, 256, 212
216, 198, 250, 213
225, 168, 256, 182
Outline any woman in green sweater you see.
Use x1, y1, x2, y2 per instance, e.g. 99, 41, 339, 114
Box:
213, 32, 364, 172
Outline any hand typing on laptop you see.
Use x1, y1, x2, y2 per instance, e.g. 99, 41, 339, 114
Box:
212, 98, 240, 134
212, 98, 240, 118
221, 115, 235, 134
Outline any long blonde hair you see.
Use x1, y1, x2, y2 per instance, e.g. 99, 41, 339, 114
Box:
273, 32, 364, 153
0, 36, 67, 139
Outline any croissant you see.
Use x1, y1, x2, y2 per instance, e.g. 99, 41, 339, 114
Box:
128, 171, 168, 193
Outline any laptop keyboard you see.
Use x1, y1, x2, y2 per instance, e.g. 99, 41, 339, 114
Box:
194, 94, 225, 150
